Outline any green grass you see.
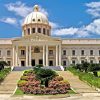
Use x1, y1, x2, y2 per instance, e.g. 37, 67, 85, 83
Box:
68, 67, 100, 88
14, 88, 76, 96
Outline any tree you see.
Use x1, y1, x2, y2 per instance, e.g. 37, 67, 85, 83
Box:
0, 61, 8, 70
88, 63, 100, 77
36, 68, 57, 87
81, 62, 90, 72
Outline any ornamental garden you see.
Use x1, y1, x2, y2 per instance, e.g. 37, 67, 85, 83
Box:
17, 66, 71, 95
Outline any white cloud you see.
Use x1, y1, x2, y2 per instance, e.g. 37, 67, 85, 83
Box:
0, 17, 17, 25
5, 1, 33, 18
49, 22, 59, 29
53, 27, 78, 36
86, 2, 100, 18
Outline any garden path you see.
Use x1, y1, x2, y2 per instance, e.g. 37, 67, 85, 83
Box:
0, 71, 22, 94
58, 71, 98, 94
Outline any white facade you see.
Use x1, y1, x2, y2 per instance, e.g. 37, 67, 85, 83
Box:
0, 5, 100, 67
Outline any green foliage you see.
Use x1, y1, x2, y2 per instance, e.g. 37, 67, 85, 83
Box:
68, 67, 100, 88
0, 68, 11, 82
36, 68, 58, 87
0, 61, 8, 70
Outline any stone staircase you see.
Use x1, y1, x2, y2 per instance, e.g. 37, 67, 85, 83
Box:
0, 71, 22, 94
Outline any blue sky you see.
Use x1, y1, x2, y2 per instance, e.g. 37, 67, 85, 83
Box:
0, 0, 100, 38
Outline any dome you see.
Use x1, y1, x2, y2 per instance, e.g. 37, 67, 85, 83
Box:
23, 5, 49, 26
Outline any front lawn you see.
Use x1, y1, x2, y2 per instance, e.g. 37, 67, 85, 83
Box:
15, 67, 72, 95
68, 67, 100, 88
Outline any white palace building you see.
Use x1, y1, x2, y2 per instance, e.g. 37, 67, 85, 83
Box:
1, 5, 100, 67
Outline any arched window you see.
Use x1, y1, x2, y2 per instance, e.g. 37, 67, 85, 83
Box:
32, 28, 35, 33
43, 28, 46, 34
27, 28, 30, 35
38, 28, 41, 33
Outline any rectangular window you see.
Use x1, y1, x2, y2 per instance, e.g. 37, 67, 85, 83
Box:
90, 50, 93, 56
38, 28, 41, 33
49, 50, 53, 55
7, 50, 11, 56
81, 50, 84, 56
63, 50, 66, 55
32, 28, 35, 33
63, 61, 66, 66
90, 60, 93, 63
21, 50, 25, 56
72, 60, 75, 65
72, 50, 75, 56
81, 60, 84, 64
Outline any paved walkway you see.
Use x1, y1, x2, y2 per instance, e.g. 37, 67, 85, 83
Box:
58, 71, 98, 94
0, 71, 22, 94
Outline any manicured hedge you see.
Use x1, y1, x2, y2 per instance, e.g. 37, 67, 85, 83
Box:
68, 67, 100, 88
0, 68, 11, 82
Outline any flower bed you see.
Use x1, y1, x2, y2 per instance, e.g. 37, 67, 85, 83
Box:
17, 70, 70, 95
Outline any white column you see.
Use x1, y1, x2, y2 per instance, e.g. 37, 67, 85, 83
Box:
26, 46, 28, 66
16, 45, 18, 66
43, 45, 45, 66
46, 45, 48, 66
13, 46, 15, 66
56, 45, 58, 66
29, 46, 31, 66
59, 45, 61, 66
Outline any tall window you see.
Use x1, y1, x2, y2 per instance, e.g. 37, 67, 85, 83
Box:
81, 60, 84, 64
72, 60, 75, 65
21, 50, 25, 56
72, 50, 75, 56
7, 50, 11, 56
90, 60, 93, 63
90, 50, 93, 56
38, 28, 41, 33
63, 50, 66, 55
32, 28, 35, 33
27, 28, 30, 35
63, 60, 66, 66
43, 28, 46, 34
81, 50, 84, 56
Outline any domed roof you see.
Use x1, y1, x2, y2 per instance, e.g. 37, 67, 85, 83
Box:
23, 5, 49, 26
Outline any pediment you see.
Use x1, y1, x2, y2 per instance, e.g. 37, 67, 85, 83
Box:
12, 33, 61, 42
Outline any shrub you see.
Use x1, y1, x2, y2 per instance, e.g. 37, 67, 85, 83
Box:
17, 80, 28, 87
52, 76, 63, 81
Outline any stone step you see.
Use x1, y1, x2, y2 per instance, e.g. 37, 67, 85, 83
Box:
0, 71, 22, 94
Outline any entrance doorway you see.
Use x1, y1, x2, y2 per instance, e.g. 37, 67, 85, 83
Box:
21, 61, 25, 66
31, 59, 35, 66
49, 60, 53, 66
39, 59, 43, 65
